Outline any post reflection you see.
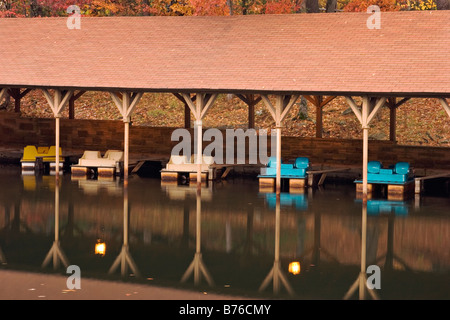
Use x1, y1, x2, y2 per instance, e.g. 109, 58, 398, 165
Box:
108, 181, 141, 277
180, 184, 214, 287
259, 193, 294, 296
343, 201, 379, 300
42, 176, 69, 270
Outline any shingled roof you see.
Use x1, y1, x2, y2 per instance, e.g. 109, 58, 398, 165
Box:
0, 11, 449, 97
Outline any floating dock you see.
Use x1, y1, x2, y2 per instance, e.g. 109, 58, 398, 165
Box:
71, 150, 124, 178
355, 161, 415, 200
20, 145, 64, 174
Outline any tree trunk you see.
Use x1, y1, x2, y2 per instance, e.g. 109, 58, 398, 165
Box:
305, 0, 320, 13
326, 0, 337, 12
227, 0, 233, 15
436, 0, 449, 10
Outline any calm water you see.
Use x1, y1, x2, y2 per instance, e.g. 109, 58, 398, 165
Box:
0, 164, 449, 300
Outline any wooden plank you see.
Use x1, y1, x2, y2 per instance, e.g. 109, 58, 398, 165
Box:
98, 167, 115, 177
131, 160, 145, 174
289, 178, 306, 189
356, 183, 373, 193
71, 166, 90, 176
161, 171, 179, 182
189, 172, 207, 182
259, 177, 275, 188
415, 173, 450, 181
308, 168, 350, 174
221, 167, 233, 179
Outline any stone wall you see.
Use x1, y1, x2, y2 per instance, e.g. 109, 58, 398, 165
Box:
1, 111, 449, 172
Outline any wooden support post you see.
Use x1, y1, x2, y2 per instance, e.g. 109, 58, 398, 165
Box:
236, 94, 262, 129
387, 97, 410, 143
173, 93, 196, 129
316, 96, 323, 138
110, 91, 143, 181
184, 104, 191, 128
389, 98, 397, 142
362, 97, 369, 202
42, 89, 74, 177
302, 95, 336, 139
8, 88, 31, 113
68, 90, 86, 119
261, 94, 300, 194
180, 92, 218, 187
345, 96, 386, 202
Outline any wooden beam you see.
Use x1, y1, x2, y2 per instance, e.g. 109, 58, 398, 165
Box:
344, 96, 362, 124
388, 98, 397, 142
366, 97, 386, 125
236, 94, 261, 129
68, 90, 86, 119
0, 88, 7, 103
174, 93, 196, 128
439, 98, 450, 118
8, 88, 32, 113
181, 93, 197, 118
393, 97, 411, 109
280, 95, 300, 123
200, 93, 218, 119
261, 95, 276, 121
42, 89, 73, 117
301, 95, 336, 138
109, 91, 143, 122
320, 96, 337, 108
302, 95, 316, 105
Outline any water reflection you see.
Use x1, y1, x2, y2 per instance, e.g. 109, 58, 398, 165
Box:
41, 178, 69, 270
259, 193, 294, 296
0, 166, 449, 299
180, 186, 214, 287
108, 183, 141, 278
344, 202, 379, 300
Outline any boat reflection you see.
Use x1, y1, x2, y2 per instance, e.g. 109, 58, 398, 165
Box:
260, 191, 308, 211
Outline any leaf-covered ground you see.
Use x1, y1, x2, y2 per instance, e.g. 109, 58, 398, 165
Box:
12, 91, 450, 147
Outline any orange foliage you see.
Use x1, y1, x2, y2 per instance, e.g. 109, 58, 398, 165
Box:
343, 0, 406, 11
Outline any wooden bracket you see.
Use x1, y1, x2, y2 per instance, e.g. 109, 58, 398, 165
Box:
110, 91, 143, 122
42, 89, 74, 117
261, 94, 300, 126
180, 92, 218, 120
439, 98, 450, 118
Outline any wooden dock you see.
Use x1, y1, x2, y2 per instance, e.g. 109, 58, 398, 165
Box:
259, 167, 351, 192
414, 172, 450, 194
